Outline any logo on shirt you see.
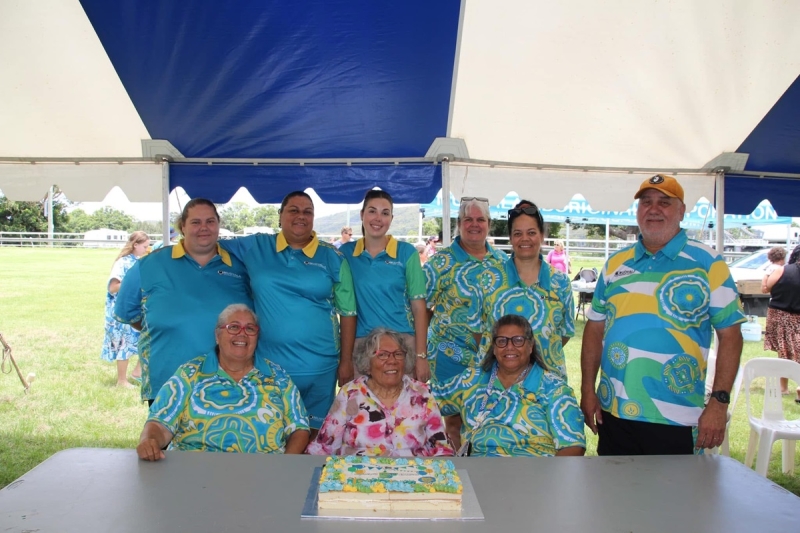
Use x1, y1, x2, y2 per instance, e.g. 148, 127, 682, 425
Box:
384, 260, 403, 267
608, 267, 636, 282
303, 261, 328, 271
217, 270, 243, 279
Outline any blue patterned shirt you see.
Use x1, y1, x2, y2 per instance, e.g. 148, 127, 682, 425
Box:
588, 230, 746, 426
424, 237, 507, 373
430, 364, 585, 457
479, 255, 574, 380
148, 353, 309, 453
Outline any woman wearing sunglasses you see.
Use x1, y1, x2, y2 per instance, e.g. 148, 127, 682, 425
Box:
430, 314, 585, 457
478, 200, 575, 380
306, 327, 452, 457
136, 304, 310, 460
338, 189, 430, 382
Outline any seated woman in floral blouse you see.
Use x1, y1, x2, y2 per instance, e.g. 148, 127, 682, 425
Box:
306, 327, 453, 457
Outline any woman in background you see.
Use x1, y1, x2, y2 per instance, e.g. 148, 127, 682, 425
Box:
764, 244, 800, 400
339, 189, 429, 381
545, 240, 570, 274
101, 231, 149, 387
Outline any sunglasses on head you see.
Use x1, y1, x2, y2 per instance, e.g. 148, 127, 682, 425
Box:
508, 206, 540, 218
460, 196, 489, 203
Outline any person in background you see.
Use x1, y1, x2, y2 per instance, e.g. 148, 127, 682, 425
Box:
151, 228, 178, 250
545, 239, 571, 275
424, 196, 507, 447
415, 241, 429, 265
339, 190, 429, 381
763, 244, 800, 400
580, 174, 744, 455
761, 246, 786, 293
115, 198, 253, 404
221, 191, 356, 433
424, 235, 438, 258
333, 226, 353, 249
101, 231, 149, 387
306, 328, 452, 457
430, 314, 585, 457
479, 201, 574, 380
136, 304, 309, 460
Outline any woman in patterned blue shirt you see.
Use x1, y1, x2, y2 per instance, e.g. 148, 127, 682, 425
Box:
136, 304, 310, 460
430, 314, 585, 457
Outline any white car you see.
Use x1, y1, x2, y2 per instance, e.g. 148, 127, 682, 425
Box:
728, 249, 773, 282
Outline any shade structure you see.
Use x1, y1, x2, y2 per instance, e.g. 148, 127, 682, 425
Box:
421, 193, 792, 230
2, 0, 800, 216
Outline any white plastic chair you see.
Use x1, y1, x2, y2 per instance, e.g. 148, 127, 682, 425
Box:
704, 348, 742, 456
742, 357, 800, 476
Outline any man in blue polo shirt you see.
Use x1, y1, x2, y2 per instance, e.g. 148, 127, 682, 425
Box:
115, 199, 252, 402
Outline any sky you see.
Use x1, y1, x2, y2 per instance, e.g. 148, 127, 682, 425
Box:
73, 187, 358, 222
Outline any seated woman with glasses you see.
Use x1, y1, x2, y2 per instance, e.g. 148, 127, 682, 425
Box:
478, 199, 574, 380
306, 327, 453, 457
430, 314, 585, 457
136, 304, 310, 460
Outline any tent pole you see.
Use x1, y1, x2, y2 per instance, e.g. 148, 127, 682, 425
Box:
47, 185, 54, 247
442, 159, 451, 246
161, 161, 171, 242
715, 172, 724, 253
605, 219, 610, 260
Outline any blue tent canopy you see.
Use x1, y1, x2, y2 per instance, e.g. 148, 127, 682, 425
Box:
3, 1, 800, 218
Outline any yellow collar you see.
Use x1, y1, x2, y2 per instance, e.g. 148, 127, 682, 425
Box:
277, 231, 319, 258
352, 235, 398, 258
171, 241, 232, 266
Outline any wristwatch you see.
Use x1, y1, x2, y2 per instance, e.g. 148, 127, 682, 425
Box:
416, 353, 427, 360
709, 390, 730, 404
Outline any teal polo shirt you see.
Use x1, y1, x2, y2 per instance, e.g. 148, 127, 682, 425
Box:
114, 242, 253, 400
340, 236, 426, 338
221, 232, 356, 376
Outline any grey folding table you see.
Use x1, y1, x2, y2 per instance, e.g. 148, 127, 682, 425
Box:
1, 448, 798, 532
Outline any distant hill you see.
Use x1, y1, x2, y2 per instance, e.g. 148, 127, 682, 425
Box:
315, 205, 428, 239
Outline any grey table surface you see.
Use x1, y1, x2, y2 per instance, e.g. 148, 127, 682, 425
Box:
1, 448, 798, 532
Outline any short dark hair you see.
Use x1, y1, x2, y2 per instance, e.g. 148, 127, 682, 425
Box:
507, 200, 544, 235
481, 314, 545, 372
178, 198, 219, 235
279, 191, 313, 213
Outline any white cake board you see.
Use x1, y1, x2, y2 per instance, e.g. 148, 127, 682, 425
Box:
301, 467, 484, 521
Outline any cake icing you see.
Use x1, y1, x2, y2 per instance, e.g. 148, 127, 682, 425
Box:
317, 456, 462, 511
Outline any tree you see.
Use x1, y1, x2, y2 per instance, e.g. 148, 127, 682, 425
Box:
63, 209, 94, 233
0, 193, 70, 232
217, 202, 258, 233
422, 218, 440, 239
250, 206, 279, 228
90, 207, 136, 231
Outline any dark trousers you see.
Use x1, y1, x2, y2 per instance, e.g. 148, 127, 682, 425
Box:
597, 411, 694, 456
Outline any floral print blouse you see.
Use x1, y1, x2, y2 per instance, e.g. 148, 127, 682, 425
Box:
306, 376, 454, 457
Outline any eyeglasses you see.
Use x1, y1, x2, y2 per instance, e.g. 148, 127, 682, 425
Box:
374, 350, 406, 361
460, 196, 489, 203
218, 323, 260, 336
493, 335, 530, 348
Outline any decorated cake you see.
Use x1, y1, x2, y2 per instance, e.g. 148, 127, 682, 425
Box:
317, 456, 463, 511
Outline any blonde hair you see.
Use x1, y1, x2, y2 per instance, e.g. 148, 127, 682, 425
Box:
116, 231, 150, 261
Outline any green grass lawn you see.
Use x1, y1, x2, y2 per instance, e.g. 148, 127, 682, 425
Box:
0, 249, 797, 493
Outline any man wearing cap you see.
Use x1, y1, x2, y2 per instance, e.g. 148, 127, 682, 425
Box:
580, 174, 745, 455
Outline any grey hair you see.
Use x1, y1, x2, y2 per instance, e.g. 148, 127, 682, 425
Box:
481, 314, 546, 372
457, 198, 491, 223
216, 303, 258, 328
354, 328, 414, 375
